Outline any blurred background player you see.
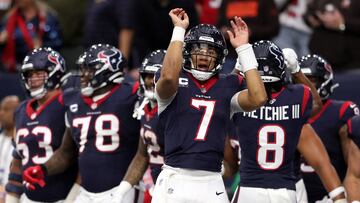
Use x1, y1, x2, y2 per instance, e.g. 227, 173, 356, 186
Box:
0, 95, 20, 203
6, 47, 78, 203
152, 8, 267, 203
299, 54, 359, 203
230, 41, 345, 203
116, 49, 166, 203
22, 44, 142, 203
342, 115, 360, 202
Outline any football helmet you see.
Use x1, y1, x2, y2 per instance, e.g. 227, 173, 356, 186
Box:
21, 47, 66, 99
139, 49, 166, 100
76, 44, 126, 96
183, 24, 228, 81
253, 40, 285, 83
299, 54, 338, 99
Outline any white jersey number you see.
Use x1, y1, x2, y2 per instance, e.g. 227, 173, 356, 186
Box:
140, 127, 163, 165
16, 127, 53, 165
73, 114, 120, 153
257, 125, 285, 170
191, 99, 216, 140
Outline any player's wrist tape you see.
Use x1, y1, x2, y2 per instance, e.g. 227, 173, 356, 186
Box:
333, 199, 347, 203
118, 181, 132, 195
352, 201, 360, 203
235, 43, 258, 73
5, 183, 24, 196
5, 194, 20, 203
329, 186, 345, 199
171, 26, 186, 42
8, 173, 22, 183
39, 164, 48, 176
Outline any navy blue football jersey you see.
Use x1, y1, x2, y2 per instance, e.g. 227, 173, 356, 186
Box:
348, 115, 360, 148
14, 92, 77, 202
228, 122, 241, 163
156, 71, 245, 172
63, 82, 140, 193
233, 84, 313, 190
301, 99, 359, 202
139, 98, 164, 183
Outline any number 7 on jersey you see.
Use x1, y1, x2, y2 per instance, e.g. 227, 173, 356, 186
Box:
191, 99, 216, 140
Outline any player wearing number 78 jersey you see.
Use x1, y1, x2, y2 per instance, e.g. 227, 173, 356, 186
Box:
231, 41, 346, 203
22, 44, 141, 203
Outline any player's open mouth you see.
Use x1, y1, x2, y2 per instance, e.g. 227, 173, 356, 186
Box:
197, 64, 209, 71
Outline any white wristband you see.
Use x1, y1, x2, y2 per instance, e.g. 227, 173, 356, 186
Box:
235, 44, 258, 73
117, 181, 132, 196
329, 186, 345, 200
5, 194, 20, 203
334, 199, 347, 203
170, 26, 186, 42
352, 201, 360, 203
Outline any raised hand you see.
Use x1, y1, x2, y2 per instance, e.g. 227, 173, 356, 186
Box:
23, 165, 46, 190
169, 8, 189, 30
227, 16, 249, 48
282, 48, 300, 74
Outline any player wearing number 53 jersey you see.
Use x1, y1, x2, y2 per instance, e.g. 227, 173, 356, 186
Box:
22, 44, 141, 203
231, 42, 345, 203
8, 48, 78, 203
152, 8, 268, 203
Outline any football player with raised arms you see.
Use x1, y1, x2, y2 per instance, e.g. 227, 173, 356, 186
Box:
230, 41, 346, 203
5, 47, 78, 203
21, 44, 142, 203
299, 55, 359, 203
152, 8, 267, 203
115, 49, 167, 202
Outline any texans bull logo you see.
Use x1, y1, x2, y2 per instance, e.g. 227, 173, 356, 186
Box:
97, 48, 123, 71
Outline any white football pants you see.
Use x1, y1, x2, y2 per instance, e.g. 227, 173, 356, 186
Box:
151, 164, 230, 203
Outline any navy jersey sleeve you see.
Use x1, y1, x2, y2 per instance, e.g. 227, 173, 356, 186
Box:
348, 115, 360, 149
301, 85, 313, 123
339, 101, 359, 124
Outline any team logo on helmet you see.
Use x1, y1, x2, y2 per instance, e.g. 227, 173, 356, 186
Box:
97, 48, 123, 71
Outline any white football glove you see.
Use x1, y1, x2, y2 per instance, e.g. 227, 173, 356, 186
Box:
112, 181, 132, 203
282, 48, 300, 74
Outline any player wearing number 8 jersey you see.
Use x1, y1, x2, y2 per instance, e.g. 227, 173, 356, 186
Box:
152, 8, 267, 203
8, 48, 78, 203
230, 41, 346, 203
22, 44, 141, 203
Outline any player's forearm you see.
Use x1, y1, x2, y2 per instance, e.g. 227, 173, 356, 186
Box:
243, 69, 267, 109
292, 71, 322, 116
118, 29, 133, 60
123, 151, 149, 186
45, 149, 76, 175
156, 27, 185, 100
344, 172, 360, 201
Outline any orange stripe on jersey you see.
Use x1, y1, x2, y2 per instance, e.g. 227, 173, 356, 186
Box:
226, 1, 259, 18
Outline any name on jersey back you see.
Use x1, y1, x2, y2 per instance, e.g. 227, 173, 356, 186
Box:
242, 104, 301, 121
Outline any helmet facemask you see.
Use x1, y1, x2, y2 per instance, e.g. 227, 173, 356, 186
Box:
185, 43, 222, 81
139, 72, 156, 101
23, 69, 49, 99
